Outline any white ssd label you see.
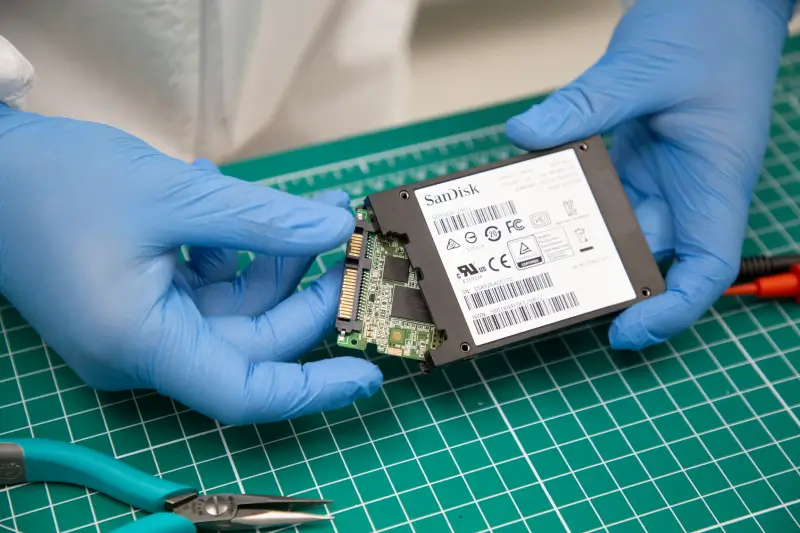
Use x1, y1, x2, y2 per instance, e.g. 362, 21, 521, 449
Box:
414, 148, 636, 345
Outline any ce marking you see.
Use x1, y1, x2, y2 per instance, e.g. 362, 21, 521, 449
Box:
488, 254, 511, 272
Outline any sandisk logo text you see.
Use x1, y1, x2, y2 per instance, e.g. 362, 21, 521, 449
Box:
424, 184, 479, 205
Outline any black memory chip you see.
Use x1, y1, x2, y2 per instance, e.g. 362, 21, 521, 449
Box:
391, 286, 433, 324
383, 256, 411, 283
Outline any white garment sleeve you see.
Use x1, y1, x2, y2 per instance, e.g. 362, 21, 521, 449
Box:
0, 34, 34, 108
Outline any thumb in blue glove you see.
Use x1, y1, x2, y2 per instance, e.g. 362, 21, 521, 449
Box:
0, 106, 382, 425
505, 0, 792, 349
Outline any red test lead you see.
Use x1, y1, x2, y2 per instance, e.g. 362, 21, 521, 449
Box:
724, 264, 800, 301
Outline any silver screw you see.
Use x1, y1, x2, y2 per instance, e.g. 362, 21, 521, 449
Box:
204, 495, 230, 516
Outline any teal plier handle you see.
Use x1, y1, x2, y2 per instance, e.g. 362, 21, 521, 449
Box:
1, 439, 196, 533
1, 438, 331, 531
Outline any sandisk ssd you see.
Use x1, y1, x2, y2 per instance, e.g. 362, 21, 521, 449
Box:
335, 135, 665, 371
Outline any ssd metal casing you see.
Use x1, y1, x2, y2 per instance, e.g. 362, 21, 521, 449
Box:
362, 136, 665, 369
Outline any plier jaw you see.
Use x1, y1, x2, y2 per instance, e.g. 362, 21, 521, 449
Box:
168, 492, 333, 531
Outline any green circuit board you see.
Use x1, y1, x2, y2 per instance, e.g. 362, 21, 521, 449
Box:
336, 209, 443, 360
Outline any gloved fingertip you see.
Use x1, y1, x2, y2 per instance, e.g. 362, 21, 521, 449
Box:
505, 111, 554, 151
506, 84, 598, 150
312, 189, 352, 209
333, 358, 384, 400
302, 357, 383, 411
608, 312, 660, 351
289, 196, 355, 249
193, 158, 220, 173
608, 288, 697, 351
303, 265, 348, 324
325, 206, 356, 240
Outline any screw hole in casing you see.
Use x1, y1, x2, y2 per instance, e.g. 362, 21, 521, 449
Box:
579, 143, 589, 151
641, 287, 651, 297
399, 190, 409, 200
460, 342, 471, 353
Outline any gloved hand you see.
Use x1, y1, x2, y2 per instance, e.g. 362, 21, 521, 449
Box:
0, 104, 382, 425
506, 0, 793, 349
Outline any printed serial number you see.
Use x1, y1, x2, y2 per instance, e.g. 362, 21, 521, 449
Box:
472, 291, 579, 335
464, 272, 554, 311
433, 201, 517, 235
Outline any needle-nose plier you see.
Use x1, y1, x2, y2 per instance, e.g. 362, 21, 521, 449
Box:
0, 438, 332, 531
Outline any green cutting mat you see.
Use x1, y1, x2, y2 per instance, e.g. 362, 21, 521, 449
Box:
4, 36, 800, 533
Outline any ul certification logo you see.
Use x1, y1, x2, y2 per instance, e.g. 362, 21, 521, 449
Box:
456, 263, 487, 278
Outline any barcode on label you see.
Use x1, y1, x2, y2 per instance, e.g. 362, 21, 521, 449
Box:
464, 273, 554, 311
433, 201, 517, 235
473, 292, 579, 335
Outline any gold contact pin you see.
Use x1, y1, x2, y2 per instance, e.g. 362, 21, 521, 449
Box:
347, 233, 364, 259
338, 267, 359, 319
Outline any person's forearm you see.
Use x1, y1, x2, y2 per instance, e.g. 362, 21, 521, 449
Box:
620, 0, 797, 23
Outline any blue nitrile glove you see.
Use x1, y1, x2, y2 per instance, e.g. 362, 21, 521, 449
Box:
506, 0, 793, 350
0, 104, 382, 425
